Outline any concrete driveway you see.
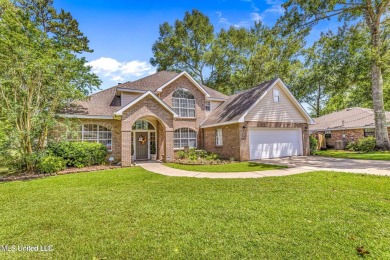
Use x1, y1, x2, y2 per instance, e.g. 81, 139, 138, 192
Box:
256, 156, 390, 176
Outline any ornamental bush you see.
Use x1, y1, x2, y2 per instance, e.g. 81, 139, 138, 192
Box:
174, 148, 220, 161
37, 155, 66, 173
357, 136, 376, 152
346, 136, 376, 152
309, 135, 318, 153
48, 141, 107, 168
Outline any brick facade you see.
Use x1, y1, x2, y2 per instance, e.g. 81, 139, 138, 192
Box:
121, 95, 175, 166
315, 127, 390, 149
160, 75, 206, 148
322, 129, 364, 148
64, 119, 122, 162
202, 121, 309, 161
203, 123, 241, 160
63, 75, 311, 166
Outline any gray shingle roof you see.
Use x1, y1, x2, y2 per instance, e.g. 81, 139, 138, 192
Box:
63, 71, 227, 116
61, 86, 120, 116
201, 78, 279, 126
310, 107, 390, 131
118, 71, 228, 99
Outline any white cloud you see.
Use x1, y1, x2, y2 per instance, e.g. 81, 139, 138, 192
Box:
121, 60, 154, 76
87, 57, 156, 84
264, 0, 284, 15
250, 12, 262, 22
111, 75, 125, 82
87, 57, 122, 76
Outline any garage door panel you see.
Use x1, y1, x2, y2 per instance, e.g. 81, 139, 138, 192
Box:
249, 128, 302, 159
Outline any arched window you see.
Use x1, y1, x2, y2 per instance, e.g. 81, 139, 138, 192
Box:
172, 88, 195, 117
67, 124, 112, 151
174, 128, 197, 149
132, 120, 155, 130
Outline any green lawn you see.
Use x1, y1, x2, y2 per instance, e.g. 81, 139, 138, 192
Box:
1, 168, 390, 259
315, 149, 390, 160
165, 162, 286, 172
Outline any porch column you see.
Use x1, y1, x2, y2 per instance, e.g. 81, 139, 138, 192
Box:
165, 130, 174, 162
121, 130, 132, 167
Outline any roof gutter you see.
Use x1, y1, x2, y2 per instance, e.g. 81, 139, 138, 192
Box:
58, 114, 115, 119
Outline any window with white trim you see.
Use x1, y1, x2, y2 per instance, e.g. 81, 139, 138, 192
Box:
273, 89, 280, 103
67, 124, 112, 151
173, 128, 197, 148
205, 101, 211, 111
172, 88, 195, 117
215, 128, 223, 146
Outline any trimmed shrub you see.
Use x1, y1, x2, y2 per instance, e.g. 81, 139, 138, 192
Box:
310, 136, 318, 153
37, 155, 66, 173
49, 141, 107, 168
346, 136, 376, 152
174, 148, 220, 162
346, 141, 359, 151
357, 136, 376, 152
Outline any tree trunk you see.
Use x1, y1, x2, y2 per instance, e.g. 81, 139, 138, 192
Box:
371, 62, 390, 149
316, 82, 321, 117
370, 18, 390, 150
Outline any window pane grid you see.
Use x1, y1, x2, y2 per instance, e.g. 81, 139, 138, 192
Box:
172, 88, 195, 118
174, 128, 197, 149
67, 124, 112, 151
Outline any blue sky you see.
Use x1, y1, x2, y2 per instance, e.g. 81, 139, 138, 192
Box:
54, 0, 339, 90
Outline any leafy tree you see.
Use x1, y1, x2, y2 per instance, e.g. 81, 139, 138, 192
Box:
150, 9, 215, 85
150, 10, 306, 94
0, 0, 100, 171
282, 0, 390, 149
212, 23, 306, 94
293, 21, 390, 118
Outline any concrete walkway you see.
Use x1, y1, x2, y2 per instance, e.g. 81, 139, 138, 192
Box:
136, 156, 390, 179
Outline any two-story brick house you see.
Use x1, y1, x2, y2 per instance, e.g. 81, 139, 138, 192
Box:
61, 71, 313, 166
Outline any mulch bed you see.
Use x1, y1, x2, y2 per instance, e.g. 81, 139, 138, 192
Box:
0, 165, 121, 182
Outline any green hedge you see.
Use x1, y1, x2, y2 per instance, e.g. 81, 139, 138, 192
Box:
48, 141, 107, 168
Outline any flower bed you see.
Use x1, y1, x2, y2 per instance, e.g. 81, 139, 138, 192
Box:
174, 148, 235, 165
0, 165, 120, 182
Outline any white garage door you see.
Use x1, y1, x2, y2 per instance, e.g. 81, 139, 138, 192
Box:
249, 128, 302, 159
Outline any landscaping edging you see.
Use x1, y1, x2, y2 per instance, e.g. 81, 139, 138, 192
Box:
0, 165, 121, 182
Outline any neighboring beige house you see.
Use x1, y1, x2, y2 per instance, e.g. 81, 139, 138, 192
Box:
61, 71, 313, 166
310, 107, 390, 149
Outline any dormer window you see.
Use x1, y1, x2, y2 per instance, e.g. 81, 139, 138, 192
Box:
172, 88, 195, 118
273, 89, 280, 103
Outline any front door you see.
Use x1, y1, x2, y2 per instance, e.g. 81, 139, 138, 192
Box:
136, 132, 148, 160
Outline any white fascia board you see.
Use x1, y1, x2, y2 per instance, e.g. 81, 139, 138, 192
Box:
201, 120, 240, 128
114, 90, 179, 117
58, 114, 114, 119
155, 71, 210, 97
